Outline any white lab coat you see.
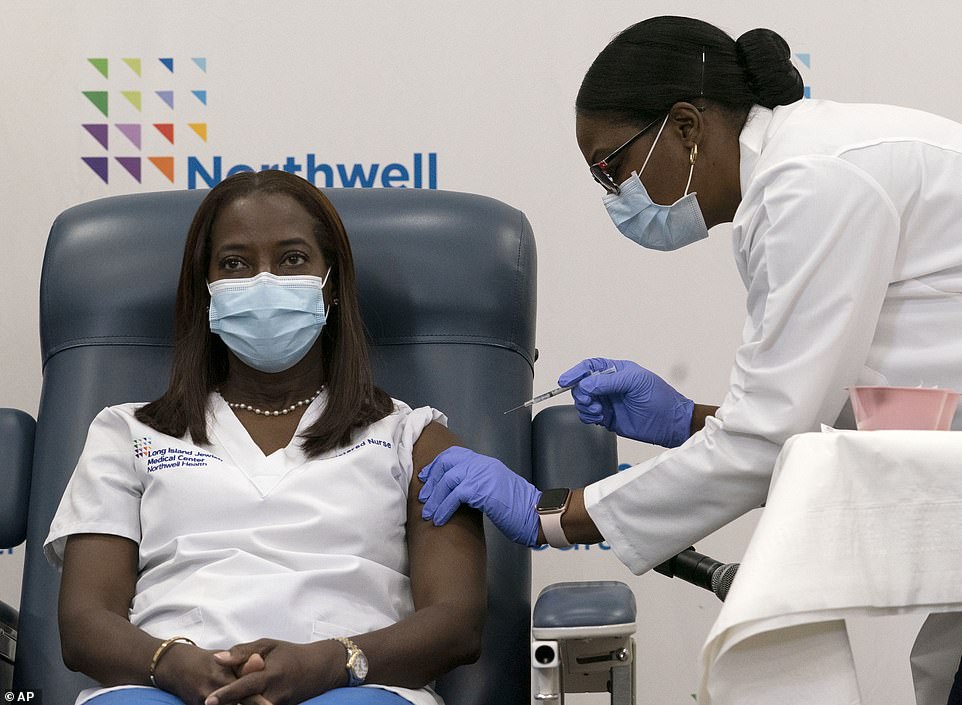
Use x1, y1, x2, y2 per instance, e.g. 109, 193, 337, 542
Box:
585, 99, 962, 575
45, 393, 445, 705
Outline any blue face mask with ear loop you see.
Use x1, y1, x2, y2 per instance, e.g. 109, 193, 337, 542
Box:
207, 269, 331, 374
603, 114, 709, 251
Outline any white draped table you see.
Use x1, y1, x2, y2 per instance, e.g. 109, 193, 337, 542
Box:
699, 431, 962, 705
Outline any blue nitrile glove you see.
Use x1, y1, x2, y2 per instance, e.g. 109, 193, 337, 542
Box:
558, 357, 694, 448
418, 446, 542, 547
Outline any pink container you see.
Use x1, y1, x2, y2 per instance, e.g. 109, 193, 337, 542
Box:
848, 386, 961, 431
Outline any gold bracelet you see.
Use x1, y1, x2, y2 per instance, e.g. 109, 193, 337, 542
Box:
148, 636, 196, 687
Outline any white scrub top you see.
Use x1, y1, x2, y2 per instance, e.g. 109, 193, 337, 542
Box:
585, 99, 962, 575
45, 393, 446, 705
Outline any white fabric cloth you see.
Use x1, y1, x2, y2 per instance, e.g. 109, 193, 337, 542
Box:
44, 393, 446, 705
585, 99, 962, 575
699, 430, 962, 705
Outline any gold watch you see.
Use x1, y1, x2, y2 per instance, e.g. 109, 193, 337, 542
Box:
334, 636, 369, 686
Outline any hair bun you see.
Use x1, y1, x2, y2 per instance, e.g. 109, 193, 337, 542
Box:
735, 28, 804, 109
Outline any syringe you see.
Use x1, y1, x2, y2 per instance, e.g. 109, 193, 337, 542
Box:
503, 365, 617, 415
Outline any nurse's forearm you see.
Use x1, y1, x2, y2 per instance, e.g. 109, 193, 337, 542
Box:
59, 535, 164, 686
349, 451, 487, 691
531, 405, 719, 547
690, 404, 718, 435
536, 488, 604, 546
347, 600, 484, 689
61, 604, 168, 686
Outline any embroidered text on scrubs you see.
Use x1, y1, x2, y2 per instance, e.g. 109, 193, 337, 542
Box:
146, 448, 223, 473
334, 438, 393, 458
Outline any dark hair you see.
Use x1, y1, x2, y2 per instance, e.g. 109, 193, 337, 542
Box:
576, 16, 803, 125
135, 170, 393, 457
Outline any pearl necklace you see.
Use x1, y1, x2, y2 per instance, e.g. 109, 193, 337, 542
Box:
220, 388, 323, 417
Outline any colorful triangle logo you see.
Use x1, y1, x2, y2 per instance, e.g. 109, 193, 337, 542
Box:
121, 91, 142, 111
82, 157, 109, 183
192, 57, 207, 72
159, 57, 174, 73
192, 90, 207, 106
82, 91, 109, 117
115, 157, 142, 183
82, 124, 109, 150
148, 156, 175, 183
87, 58, 108, 79
156, 90, 174, 109
154, 123, 175, 145
188, 123, 207, 142
122, 58, 142, 77
116, 123, 142, 149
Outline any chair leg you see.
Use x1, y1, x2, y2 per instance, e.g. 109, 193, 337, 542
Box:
609, 640, 635, 705
532, 640, 564, 704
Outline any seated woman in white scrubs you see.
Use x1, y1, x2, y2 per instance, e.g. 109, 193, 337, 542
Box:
43, 170, 485, 705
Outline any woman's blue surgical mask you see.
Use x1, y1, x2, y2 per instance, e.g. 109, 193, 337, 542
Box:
208, 270, 331, 373
603, 115, 709, 251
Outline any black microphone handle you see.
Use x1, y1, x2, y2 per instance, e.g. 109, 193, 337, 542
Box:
654, 548, 740, 601
669, 548, 724, 591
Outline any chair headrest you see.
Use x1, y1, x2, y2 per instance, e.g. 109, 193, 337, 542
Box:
40, 188, 536, 368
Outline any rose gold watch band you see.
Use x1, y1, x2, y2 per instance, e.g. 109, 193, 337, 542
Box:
539, 508, 572, 548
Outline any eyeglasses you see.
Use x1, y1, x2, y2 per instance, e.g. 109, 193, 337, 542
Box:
589, 116, 663, 195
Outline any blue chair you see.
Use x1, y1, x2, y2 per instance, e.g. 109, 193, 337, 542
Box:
0, 187, 630, 705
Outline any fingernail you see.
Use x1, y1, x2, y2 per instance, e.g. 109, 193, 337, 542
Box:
213, 651, 230, 660
205, 698, 218, 705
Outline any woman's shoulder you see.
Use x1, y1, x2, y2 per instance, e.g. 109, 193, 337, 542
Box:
386, 398, 447, 421
93, 401, 150, 420
388, 397, 414, 416
85, 401, 156, 436
364, 398, 447, 436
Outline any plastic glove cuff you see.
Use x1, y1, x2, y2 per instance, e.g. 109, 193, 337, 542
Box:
522, 490, 543, 548
667, 397, 695, 448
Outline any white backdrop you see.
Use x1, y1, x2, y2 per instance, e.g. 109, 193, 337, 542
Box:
3, 2, 962, 702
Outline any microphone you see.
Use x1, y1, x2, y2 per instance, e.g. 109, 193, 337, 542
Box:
654, 547, 740, 602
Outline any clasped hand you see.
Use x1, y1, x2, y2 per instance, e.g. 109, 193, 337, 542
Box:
159, 638, 345, 705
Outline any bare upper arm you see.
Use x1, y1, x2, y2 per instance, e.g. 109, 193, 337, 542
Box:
406, 422, 486, 612
60, 534, 139, 621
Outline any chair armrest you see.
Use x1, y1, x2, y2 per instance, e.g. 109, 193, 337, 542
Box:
532, 582, 636, 702
531, 405, 618, 489
0, 409, 36, 548
0, 602, 20, 672
0, 600, 17, 635
532, 581, 636, 640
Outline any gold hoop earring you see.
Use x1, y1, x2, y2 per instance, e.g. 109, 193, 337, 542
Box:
690, 144, 699, 165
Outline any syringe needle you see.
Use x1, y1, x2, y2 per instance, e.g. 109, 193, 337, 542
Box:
503, 365, 616, 414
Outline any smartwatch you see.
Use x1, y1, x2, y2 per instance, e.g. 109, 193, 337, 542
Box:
334, 636, 369, 686
537, 487, 572, 548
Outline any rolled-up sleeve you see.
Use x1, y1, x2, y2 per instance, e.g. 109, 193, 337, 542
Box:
585, 156, 901, 574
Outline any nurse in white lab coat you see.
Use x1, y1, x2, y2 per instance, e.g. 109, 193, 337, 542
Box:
420, 14, 962, 599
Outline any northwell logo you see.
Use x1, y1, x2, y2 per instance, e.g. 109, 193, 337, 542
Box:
186, 153, 438, 190
80, 56, 207, 184
80, 56, 439, 190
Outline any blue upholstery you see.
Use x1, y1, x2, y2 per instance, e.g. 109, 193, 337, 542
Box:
532, 404, 618, 489
8, 188, 537, 705
533, 581, 636, 630
0, 409, 34, 548
530, 406, 635, 639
